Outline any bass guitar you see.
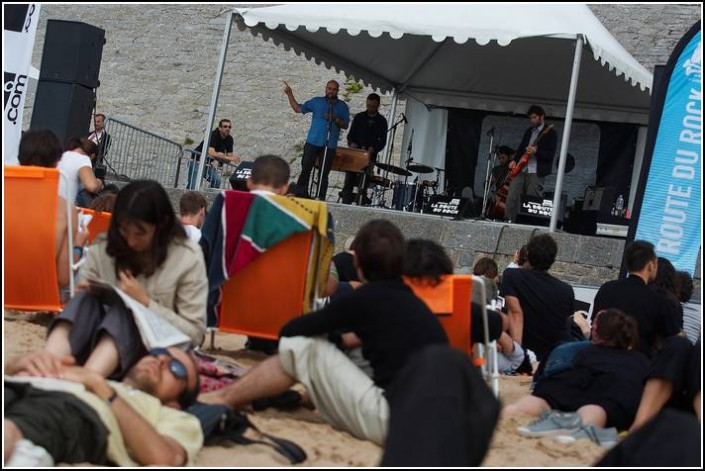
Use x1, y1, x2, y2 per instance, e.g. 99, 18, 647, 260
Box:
492, 125, 554, 220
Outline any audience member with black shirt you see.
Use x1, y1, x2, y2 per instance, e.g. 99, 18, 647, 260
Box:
187, 119, 240, 189
592, 240, 681, 359
198, 220, 448, 445
501, 233, 574, 363
649, 256, 684, 331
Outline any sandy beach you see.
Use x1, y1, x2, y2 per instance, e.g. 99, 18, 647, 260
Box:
4, 311, 606, 467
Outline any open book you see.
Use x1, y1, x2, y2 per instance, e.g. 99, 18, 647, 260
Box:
88, 279, 191, 350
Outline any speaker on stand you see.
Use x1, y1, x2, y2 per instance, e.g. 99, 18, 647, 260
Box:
31, 20, 105, 144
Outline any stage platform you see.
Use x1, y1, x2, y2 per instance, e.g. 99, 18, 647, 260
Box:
164, 187, 701, 290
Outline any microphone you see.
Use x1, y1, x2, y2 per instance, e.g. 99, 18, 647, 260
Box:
401, 113, 408, 124
486, 126, 495, 137
407, 129, 414, 153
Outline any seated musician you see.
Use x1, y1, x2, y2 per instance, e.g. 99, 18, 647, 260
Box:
490, 146, 514, 193
340, 93, 388, 205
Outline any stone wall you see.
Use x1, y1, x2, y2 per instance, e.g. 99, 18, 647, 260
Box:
23, 4, 700, 199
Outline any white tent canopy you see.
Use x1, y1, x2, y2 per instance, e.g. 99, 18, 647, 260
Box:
233, 4, 653, 124
200, 4, 654, 230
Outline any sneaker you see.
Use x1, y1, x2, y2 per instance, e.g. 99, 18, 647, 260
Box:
6, 439, 54, 467
555, 424, 619, 448
517, 410, 583, 437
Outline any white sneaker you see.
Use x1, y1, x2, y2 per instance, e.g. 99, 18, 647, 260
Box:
6, 439, 54, 467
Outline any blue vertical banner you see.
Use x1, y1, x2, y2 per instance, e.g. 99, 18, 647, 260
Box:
3, 4, 41, 164
629, 24, 701, 276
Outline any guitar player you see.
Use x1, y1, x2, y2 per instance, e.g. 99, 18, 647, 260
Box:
504, 105, 558, 223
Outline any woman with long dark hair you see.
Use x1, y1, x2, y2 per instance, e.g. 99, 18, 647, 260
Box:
43, 180, 207, 379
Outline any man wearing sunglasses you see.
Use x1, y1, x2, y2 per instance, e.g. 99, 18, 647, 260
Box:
4, 347, 203, 466
188, 118, 241, 189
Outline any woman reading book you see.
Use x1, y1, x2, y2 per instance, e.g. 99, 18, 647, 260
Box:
43, 180, 208, 379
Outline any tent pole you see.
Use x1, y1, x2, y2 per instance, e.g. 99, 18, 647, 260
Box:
196, 9, 234, 191
382, 88, 399, 166
550, 35, 583, 232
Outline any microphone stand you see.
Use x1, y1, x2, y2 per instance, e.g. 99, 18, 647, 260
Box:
314, 100, 335, 200
382, 115, 405, 180
404, 130, 416, 212
480, 128, 497, 219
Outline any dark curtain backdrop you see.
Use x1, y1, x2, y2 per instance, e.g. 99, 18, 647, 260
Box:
596, 122, 639, 206
445, 109, 486, 198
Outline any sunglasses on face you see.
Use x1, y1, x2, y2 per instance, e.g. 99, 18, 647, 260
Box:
221, 125, 231, 129
148, 348, 188, 380
148, 348, 197, 408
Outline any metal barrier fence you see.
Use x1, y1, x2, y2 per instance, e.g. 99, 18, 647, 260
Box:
101, 117, 237, 189
102, 118, 184, 187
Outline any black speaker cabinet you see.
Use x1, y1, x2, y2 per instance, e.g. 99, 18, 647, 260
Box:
229, 161, 254, 191
38, 20, 105, 89
515, 196, 553, 227
31, 81, 95, 143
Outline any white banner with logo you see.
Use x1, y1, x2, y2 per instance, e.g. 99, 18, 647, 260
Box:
4, 4, 41, 164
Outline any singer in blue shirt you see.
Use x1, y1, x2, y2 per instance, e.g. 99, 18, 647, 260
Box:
284, 80, 350, 200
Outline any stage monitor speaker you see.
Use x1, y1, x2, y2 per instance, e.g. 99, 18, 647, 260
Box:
515, 195, 553, 227
229, 161, 254, 191
543, 191, 568, 224
38, 20, 105, 89
582, 186, 616, 214
30, 81, 95, 144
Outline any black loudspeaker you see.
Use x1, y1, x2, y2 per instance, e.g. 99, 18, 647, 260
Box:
515, 196, 552, 227
31, 82, 95, 143
544, 191, 568, 224
38, 20, 105, 88
229, 161, 254, 191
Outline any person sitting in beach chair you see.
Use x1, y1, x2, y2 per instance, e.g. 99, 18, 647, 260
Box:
503, 308, 650, 448
198, 220, 449, 445
4, 347, 202, 466
16, 129, 91, 289
402, 238, 506, 345
44, 180, 207, 379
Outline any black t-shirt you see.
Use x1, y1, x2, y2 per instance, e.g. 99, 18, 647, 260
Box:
332, 251, 359, 282
280, 277, 449, 389
500, 267, 574, 362
194, 129, 234, 164
347, 111, 388, 159
592, 276, 681, 359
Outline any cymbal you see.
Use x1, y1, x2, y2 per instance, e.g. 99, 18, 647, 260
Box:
376, 163, 412, 177
434, 167, 445, 172
407, 164, 434, 174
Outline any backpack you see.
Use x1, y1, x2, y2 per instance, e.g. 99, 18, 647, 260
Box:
187, 402, 307, 464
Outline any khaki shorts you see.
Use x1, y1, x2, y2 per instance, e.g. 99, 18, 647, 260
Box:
279, 336, 389, 444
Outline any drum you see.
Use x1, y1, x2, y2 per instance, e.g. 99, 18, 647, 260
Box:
392, 182, 423, 211
368, 175, 392, 188
421, 180, 438, 190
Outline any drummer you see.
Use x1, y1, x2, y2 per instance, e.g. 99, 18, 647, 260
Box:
340, 93, 388, 205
